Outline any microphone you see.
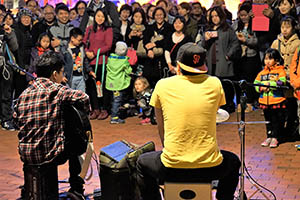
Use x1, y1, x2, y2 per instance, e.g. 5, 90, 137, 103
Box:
234, 79, 290, 90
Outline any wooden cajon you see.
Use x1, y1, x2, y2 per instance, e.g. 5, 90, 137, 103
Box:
164, 182, 212, 200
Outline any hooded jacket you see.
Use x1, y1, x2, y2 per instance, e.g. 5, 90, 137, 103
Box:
289, 47, 300, 100
271, 33, 300, 75
105, 53, 132, 91
254, 64, 286, 105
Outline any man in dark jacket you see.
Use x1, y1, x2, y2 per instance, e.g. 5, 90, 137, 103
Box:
79, 0, 121, 44
31, 4, 56, 44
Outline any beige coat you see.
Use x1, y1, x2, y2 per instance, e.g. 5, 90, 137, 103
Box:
271, 33, 300, 76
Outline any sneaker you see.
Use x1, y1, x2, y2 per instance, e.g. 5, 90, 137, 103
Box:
110, 117, 125, 124
269, 138, 279, 148
140, 118, 151, 125
261, 138, 272, 147
1, 121, 16, 131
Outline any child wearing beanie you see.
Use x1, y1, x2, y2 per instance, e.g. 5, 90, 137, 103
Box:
106, 41, 132, 124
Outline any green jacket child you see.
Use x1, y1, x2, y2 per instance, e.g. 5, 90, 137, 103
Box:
106, 42, 132, 91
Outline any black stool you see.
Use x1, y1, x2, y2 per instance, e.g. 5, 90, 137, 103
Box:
23, 163, 59, 200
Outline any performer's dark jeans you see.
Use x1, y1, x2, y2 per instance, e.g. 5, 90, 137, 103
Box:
136, 150, 241, 200
52, 149, 84, 193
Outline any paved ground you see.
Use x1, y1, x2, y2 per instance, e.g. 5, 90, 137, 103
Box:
0, 109, 300, 200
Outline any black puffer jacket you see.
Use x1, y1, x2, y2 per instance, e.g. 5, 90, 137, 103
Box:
14, 22, 34, 70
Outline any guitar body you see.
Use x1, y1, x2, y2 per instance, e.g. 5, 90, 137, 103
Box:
63, 104, 92, 156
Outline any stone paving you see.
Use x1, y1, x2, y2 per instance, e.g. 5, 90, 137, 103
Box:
0, 109, 299, 199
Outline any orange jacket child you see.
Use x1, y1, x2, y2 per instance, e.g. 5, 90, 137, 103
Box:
254, 65, 287, 107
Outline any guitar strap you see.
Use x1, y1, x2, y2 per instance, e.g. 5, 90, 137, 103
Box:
79, 130, 95, 180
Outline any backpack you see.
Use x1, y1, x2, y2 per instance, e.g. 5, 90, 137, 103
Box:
99, 140, 155, 200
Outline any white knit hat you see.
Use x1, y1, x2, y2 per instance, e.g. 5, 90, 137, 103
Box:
115, 41, 128, 56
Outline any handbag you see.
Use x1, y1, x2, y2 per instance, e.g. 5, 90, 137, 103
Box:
136, 40, 147, 58
127, 46, 138, 66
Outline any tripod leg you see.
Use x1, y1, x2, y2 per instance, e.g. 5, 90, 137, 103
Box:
248, 183, 271, 200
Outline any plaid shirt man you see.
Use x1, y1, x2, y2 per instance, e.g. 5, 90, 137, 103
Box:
14, 78, 90, 165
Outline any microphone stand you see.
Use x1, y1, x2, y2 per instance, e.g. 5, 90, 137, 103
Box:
236, 80, 287, 200
238, 81, 247, 200
7, 61, 36, 80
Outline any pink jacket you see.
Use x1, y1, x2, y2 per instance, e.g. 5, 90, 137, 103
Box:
83, 25, 113, 65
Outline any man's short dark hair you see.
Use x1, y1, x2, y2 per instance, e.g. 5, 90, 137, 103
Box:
36, 51, 64, 78
156, 0, 168, 7
179, 2, 191, 12
55, 3, 69, 14
192, 2, 201, 7
70, 27, 83, 38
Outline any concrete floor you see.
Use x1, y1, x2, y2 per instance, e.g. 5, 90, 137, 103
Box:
0, 109, 300, 200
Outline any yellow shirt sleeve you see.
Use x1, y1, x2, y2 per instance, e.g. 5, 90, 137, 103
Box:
219, 85, 226, 107
150, 81, 162, 109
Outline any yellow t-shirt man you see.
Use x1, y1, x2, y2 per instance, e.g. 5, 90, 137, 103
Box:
150, 74, 226, 169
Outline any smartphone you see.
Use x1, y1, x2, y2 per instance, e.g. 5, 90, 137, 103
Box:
210, 31, 218, 38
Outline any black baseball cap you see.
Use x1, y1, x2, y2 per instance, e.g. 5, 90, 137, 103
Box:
176, 42, 207, 74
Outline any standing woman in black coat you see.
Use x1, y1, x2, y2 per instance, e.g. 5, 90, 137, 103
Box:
143, 7, 173, 87
202, 6, 241, 113
14, 8, 35, 98
165, 16, 193, 76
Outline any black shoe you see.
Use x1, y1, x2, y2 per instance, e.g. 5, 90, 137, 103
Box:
67, 189, 85, 200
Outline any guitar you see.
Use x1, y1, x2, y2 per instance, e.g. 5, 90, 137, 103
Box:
63, 104, 92, 156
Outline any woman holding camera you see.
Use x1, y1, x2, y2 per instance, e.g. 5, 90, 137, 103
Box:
202, 6, 241, 113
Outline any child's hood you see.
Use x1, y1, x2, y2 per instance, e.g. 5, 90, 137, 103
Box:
108, 53, 129, 65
